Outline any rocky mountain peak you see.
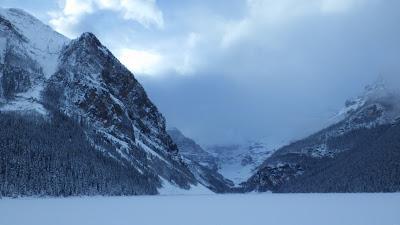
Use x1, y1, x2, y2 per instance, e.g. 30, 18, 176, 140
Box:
70, 32, 107, 55
335, 76, 399, 125
243, 76, 400, 193
0, 8, 203, 195
80, 32, 100, 42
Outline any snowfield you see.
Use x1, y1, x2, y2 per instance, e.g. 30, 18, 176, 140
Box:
1, 194, 399, 225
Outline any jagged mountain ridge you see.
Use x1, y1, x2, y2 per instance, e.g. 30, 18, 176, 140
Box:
167, 128, 234, 193
242, 79, 400, 192
0, 7, 204, 196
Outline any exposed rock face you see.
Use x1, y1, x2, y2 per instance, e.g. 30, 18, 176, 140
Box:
44, 32, 197, 190
167, 128, 234, 193
0, 7, 201, 196
168, 128, 218, 170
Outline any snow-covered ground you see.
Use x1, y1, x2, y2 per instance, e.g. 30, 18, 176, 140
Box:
158, 177, 213, 195
1, 193, 399, 225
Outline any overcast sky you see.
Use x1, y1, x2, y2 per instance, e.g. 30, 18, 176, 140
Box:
3, 0, 400, 145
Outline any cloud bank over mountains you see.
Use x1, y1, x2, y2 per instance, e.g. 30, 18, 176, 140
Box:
2, 0, 399, 144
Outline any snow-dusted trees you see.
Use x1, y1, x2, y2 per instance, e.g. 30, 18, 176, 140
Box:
245, 123, 400, 193
0, 112, 159, 197
279, 123, 400, 193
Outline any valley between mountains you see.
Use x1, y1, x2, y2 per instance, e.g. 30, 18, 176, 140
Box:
1, 7, 399, 197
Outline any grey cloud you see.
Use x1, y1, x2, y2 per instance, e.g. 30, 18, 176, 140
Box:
3, 0, 400, 146
139, 0, 400, 145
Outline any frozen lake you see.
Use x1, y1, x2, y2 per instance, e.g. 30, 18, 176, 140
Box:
1, 193, 399, 225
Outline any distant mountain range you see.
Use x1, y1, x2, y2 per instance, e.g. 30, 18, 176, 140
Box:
167, 128, 234, 193
167, 127, 287, 188
1, 7, 399, 196
205, 141, 281, 185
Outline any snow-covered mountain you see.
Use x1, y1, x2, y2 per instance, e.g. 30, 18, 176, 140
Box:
168, 126, 285, 188
243, 78, 400, 192
168, 128, 219, 170
0, 8, 207, 196
167, 128, 234, 192
0, 8, 68, 113
206, 140, 284, 185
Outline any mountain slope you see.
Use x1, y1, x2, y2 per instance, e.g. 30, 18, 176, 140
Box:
168, 128, 218, 170
0, 8, 203, 196
0, 8, 68, 113
279, 122, 400, 192
167, 128, 234, 193
206, 141, 281, 185
242, 79, 400, 192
